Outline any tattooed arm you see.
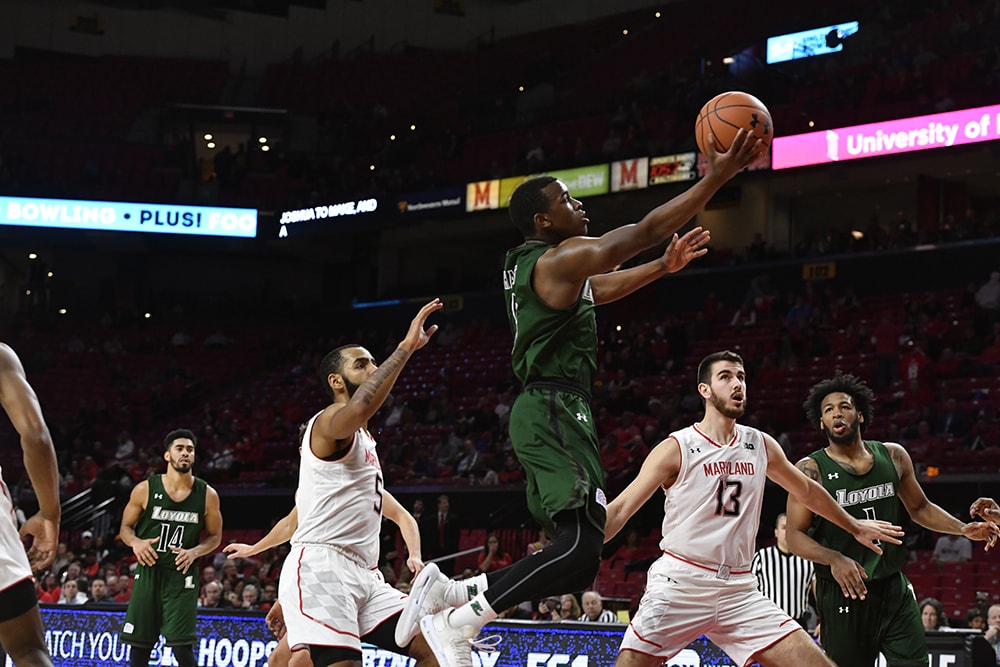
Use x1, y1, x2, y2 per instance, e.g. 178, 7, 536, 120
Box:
312, 299, 443, 458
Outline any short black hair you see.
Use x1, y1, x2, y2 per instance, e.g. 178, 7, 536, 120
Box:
696, 350, 744, 387
509, 175, 557, 238
319, 344, 356, 399
163, 428, 196, 451
803, 371, 875, 430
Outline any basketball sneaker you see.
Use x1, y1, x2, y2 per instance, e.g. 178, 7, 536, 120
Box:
418, 609, 478, 667
395, 562, 451, 645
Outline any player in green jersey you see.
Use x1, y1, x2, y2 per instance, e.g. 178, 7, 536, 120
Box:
120, 428, 223, 667
408, 130, 764, 667
787, 372, 999, 667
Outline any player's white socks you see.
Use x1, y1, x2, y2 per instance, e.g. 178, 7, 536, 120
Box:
448, 593, 498, 629
450, 573, 489, 606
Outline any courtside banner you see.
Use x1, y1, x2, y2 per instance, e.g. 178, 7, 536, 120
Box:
8, 609, 972, 667
397, 187, 464, 217
466, 179, 501, 212
548, 165, 610, 198
0, 196, 257, 238
610, 158, 649, 192
649, 153, 697, 185
772, 103, 1000, 169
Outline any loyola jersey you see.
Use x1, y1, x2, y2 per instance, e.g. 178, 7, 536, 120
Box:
291, 412, 383, 568
808, 440, 905, 582
660, 424, 768, 570
502, 242, 597, 388
135, 474, 207, 572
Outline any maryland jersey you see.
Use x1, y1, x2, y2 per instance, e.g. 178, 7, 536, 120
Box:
659, 424, 768, 571
291, 412, 383, 568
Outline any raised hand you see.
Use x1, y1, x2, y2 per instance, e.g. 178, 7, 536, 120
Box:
400, 299, 443, 353
662, 226, 711, 274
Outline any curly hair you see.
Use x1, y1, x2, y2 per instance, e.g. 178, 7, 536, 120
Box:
802, 371, 875, 430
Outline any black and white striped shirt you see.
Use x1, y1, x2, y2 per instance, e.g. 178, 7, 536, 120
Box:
751, 545, 814, 619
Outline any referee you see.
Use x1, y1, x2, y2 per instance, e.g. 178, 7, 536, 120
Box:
752, 513, 815, 630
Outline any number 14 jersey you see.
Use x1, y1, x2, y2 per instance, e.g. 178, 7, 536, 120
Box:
660, 424, 768, 572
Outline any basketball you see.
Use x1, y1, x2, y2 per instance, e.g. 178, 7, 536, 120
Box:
694, 91, 772, 155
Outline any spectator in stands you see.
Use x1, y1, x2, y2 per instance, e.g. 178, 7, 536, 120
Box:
535, 596, 562, 621
986, 604, 1000, 659
920, 598, 948, 630
59, 579, 88, 605
88, 577, 110, 604
559, 593, 582, 621
199, 581, 231, 609
36, 572, 61, 603
107, 574, 130, 604
934, 397, 972, 441
931, 532, 972, 566
967, 608, 987, 631
476, 533, 512, 574
579, 590, 618, 623
51, 542, 72, 577
427, 494, 460, 576
241, 584, 261, 609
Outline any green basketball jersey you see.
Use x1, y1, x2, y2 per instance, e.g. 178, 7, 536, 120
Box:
137, 474, 207, 571
502, 242, 597, 388
808, 440, 906, 582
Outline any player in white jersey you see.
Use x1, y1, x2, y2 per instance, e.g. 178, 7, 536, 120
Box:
604, 350, 904, 667
278, 299, 445, 667
0, 342, 60, 667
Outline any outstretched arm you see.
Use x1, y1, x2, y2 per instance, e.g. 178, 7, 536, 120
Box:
312, 299, 442, 458
605, 437, 681, 541
890, 444, 998, 549
0, 343, 60, 570
765, 435, 903, 553
224, 507, 298, 559
534, 132, 761, 309
589, 227, 711, 305
971, 498, 1000, 523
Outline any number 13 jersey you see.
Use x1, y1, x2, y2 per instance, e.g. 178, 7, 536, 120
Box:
660, 424, 768, 571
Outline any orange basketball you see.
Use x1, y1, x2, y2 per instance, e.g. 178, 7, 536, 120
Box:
694, 91, 772, 154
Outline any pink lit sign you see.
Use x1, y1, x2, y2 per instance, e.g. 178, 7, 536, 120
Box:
771, 103, 1000, 170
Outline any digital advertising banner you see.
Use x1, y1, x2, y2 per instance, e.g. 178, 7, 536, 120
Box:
771, 103, 1000, 170
649, 153, 698, 185
396, 187, 464, 218
276, 198, 379, 237
5, 608, 975, 667
0, 196, 258, 238
466, 179, 501, 212
610, 158, 649, 192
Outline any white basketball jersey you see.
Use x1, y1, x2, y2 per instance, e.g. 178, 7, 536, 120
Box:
659, 423, 768, 571
291, 412, 383, 568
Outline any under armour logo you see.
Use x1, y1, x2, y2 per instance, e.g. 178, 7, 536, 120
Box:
839, 606, 849, 613
690, 447, 701, 454
827, 473, 839, 480
154, 493, 164, 499
742, 442, 755, 450
575, 412, 588, 423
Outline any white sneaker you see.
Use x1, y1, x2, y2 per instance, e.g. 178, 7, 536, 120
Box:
418, 609, 477, 667
395, 562, 450, 646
